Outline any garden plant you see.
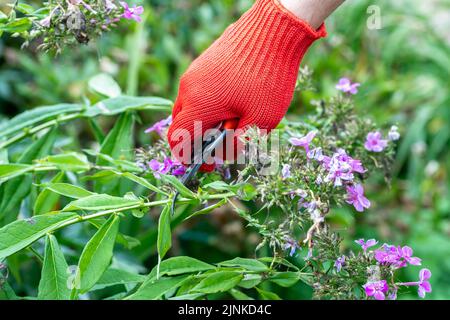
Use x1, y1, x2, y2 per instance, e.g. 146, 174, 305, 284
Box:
0, 0, 448, 301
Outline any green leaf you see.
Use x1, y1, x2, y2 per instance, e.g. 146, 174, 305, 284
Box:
238, 274, 262, 289
45, 183, 94, 199
230, 289, 254, 300
107, 171, 166, 195
147, 256, 215, 279
218, 258, 268, 272
88, 73, 122, 98
64, 194, 142, 211
18, 127, 58, 163
192, 271, 243, 294
258, 257, 300, 271
126, 275, 190, 300
183, 199, 227, 220
0, 164, 33, 183
269, 272, 301, 288
34, 172, 65, 215
85, 96, 172, 118
0, 175, 31, 221
0, 17, 32, 33
0, 104, 82, 139
160, 174, 196, 199
98, 113, 134, 166
37, 153, 91, 172
157, 205, 172, 263
0, 212, 78, 259
38, 234, 70, 300
1, 127, 58, 217
76, 214, 120, 293
94, 268, 145, 291
256, 287, 281, 300
15, 3, 35, 14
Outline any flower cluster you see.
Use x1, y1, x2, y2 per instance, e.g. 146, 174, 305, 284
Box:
12, 1, 144, 52
290, 133, 370, 213
330, 238, 432, 300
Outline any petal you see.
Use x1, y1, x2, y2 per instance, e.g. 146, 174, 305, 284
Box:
420, 281, 432, 293
373, 291, 385, 300
289, 137, 303, 146
408, 257, 422, 266
401, 246, 413, 257
419, 268, 432, 281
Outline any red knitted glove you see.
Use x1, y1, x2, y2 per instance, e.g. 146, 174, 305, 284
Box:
168, 0, 326, 171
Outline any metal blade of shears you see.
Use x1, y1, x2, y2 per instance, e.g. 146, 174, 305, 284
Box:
170, 126, 228, 215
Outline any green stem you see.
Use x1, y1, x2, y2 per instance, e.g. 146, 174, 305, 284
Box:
0, 114, 81, 150
58, 193, 234, 231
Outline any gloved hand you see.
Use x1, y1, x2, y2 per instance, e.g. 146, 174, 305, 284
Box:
168, 0, 327, 171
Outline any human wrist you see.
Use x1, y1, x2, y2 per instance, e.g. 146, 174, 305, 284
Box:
278, 0, 345, 30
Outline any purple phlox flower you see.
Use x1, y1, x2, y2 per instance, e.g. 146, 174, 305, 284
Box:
336, 77, 360, 95
307, 147, 324, 161
418, 268, 432, 298
282, 237, 300, 257
388, 125, 400, 141
335, 149, 366, 174
346, 184, 371, 212
355, 238, 378, 252
400, 246, 422, 266
145, 115, 172, 136
281, 164, 291, 179
289, 131, 317, 153
148, 157, 185, 178
364, 131, 388, 152
120, 2, 144, 22
374, 244, 402, 266
398, 268, 432, 299
363, 280, 389, 300
334, 255, 346, 272
322, 149, 366, 187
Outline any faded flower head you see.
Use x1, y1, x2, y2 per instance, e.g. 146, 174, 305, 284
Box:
388, 125, 400, 141
336, 78, 360, 95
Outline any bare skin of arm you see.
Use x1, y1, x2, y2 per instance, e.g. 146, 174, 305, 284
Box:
279, 0, 346, 29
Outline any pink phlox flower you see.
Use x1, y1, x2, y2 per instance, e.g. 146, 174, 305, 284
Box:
355, 238, 378, 252
363, 280, 389, 300
120, 2, 144, 22
145, 115, 172, 136
336, 77, 360, 95
365, 131, 388, 152
289, 131, 317, 153
346, 184, 371, 212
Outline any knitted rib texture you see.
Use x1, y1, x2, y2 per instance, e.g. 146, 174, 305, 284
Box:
168, 0, 326, 170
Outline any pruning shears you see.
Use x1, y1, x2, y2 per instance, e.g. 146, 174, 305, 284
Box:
171, 119, 239, 215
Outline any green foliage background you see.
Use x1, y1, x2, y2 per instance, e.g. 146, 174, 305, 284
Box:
0, 0, 449, 299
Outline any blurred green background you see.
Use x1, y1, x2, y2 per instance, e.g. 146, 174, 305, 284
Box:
0, 0, 449, 299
